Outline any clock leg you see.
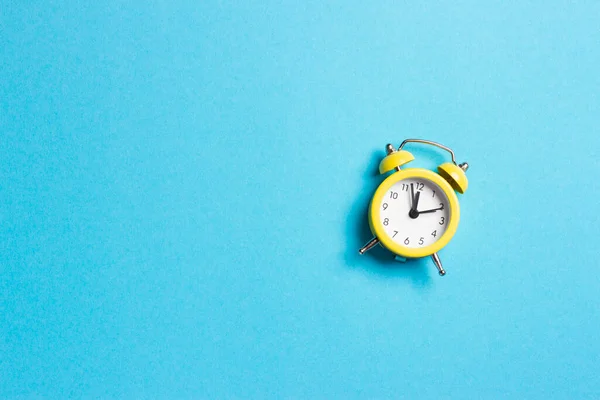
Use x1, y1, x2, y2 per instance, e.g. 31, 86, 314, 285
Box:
431, 253, 446, 276
359, 237, 380, 255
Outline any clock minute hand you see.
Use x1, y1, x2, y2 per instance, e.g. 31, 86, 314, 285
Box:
417, 206, 444, 214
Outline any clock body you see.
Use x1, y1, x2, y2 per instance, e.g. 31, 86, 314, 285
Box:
369, 168, 460, 259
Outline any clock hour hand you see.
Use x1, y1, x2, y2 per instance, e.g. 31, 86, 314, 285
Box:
408, 189, 421, 219
414, 190, 421, 210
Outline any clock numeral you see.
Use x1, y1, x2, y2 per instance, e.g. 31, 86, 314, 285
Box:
404, 237, 410, 245
382, 203, 388, 210
416, 183, 424, 191
392, 230, 398, 238
439, 217, 445, 225
400, 184, 409, 192
419, 237, 424, 245
439, 203, 444, 210
431, 230, 437, 238
390, 192, 398, 199
383, 218, 389, 226
432, 190, 435, 198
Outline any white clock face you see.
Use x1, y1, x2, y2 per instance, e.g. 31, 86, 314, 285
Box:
379, 178, 451, 248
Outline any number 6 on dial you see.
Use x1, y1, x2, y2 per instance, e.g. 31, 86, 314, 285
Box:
358, 139, 470, 277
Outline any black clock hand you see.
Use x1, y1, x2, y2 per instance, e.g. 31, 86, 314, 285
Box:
408, 188, 421, 219
410, 183, 415, 209
417, 206, 444, 214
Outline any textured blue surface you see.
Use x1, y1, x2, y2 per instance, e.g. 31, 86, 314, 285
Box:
2, 1, 600, 398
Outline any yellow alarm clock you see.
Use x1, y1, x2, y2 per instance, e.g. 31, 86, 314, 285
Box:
359, 139, 469, 276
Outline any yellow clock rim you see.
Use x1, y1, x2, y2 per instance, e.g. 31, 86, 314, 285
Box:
369, 168, 461, 259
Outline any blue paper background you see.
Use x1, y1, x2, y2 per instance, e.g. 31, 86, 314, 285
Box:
2, 1, 600, 398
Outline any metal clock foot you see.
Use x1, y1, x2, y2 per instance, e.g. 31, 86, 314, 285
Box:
431, 253, 446, 276
359, 237, 380, 255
